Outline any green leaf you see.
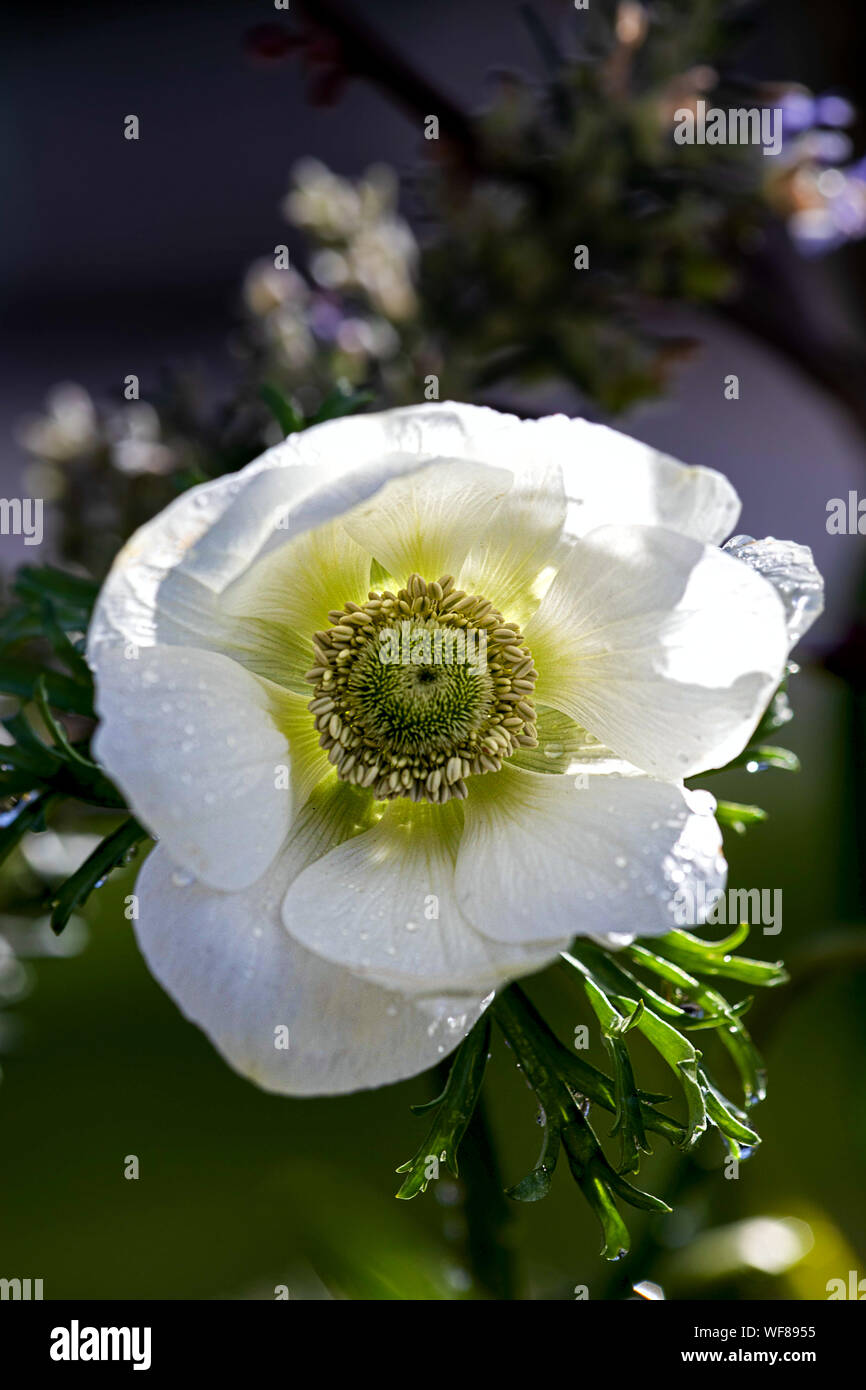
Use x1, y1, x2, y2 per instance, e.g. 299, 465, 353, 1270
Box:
736, 745, 800, 773
13, 566, 99, 621
507, 1119, 561, 1203
49, 816, 148, 935
259, 384, 304, 438
0, 607, 47, 651
627, 1005, 707, 1145
0, 766, 45, 797
1, 711, 63, 777
493, 986, 671, 1259
515, 981, 685, 1143
752, 679, 795, 739
715, 800, 768, 835
559, 1112, 669, 1261
0, 659, 94, 716
625, 938, 769, 1106
606, 1035, 651, 1173
700, 1070, 761, 1156
651, 929, 787, 988
34, 675, 98, 770
704, 744, 799, 776
579, 979, 651, 1171
1, 704, 124, 811
0, 790, 57, 870
395, 1015, 491, 1199
565, 938, 689, 1020
570, 958, 707, 1147
310, 386, 374, 424
37, 601, 92, 685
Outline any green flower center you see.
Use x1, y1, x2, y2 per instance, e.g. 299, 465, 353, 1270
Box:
305, 573, 538, 803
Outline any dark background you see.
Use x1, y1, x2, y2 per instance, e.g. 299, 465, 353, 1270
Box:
3, 0, 866, 635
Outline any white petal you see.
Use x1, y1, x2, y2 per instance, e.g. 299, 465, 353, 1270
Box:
361, 404, 738, 546
134, 844, 490, 1096
282, 798, 566, 994
340, 458, 512, 583
458, 456, 566, 624
221, 517, 374, 639
525, 525, 789, 780
510, 706, 625, 776
455, 765, 726, 946
722, 534, 824, 646
558, 420, 741, 545
353, 406, 738, 600
92, 645, 294, 891
86, 408, 479, 663
87, 404, 739, 668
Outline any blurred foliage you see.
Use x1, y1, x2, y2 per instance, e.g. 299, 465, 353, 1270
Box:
17, 0, 866, 575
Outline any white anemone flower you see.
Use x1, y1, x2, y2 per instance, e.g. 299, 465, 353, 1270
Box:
86, 403, 822, 1096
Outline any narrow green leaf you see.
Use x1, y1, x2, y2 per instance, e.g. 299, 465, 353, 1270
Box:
560, 1113, 669, 1260
493, 986, 672, 1258
700, 1070, 761, 1152
0, 720, 62, 778
310, 387, 374, 424
0, 791, 57, 870
14, 565, 99, 618
38, 601, 92, 684
34, 675, 98, 770
652, 930, 787, 988
631, 939, 769, 1106
507, 1121, 561, 1203
49, 816, 148, 935
396, 1015, 491, 1199
709, 744, 799, 775
715, 800, 768, 835
259, 384, 304, 438
0, 660, 94, 716
565, 939, 688, 1019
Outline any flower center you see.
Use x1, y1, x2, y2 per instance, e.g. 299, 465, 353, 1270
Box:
305, 573, 538, 803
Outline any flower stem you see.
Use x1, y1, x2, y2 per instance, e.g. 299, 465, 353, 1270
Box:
457, 1090, 519, 1300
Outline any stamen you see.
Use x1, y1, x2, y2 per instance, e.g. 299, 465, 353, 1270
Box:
305, 573, 538, 804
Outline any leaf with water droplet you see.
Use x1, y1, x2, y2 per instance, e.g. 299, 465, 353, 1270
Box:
395, 1015, 490, 1200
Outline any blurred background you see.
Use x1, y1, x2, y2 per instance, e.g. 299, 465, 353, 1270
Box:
1, 0, 865, 1299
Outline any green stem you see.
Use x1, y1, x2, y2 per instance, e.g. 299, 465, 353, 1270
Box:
492, 985, 573, 1123
49, 815, 148, 934
494, 982, 685, 1144
458, 1090, 519, 1300
493, 986, 672, 1262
